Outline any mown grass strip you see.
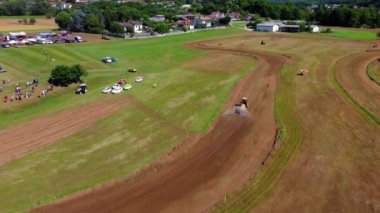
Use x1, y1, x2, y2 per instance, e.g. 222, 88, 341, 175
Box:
213, 65, 303, 212
367, 67, 380, 86
332, 63, 380, 125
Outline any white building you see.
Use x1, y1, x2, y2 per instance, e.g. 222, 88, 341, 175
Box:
123, 21, 143, 33
256, 22, 280, 32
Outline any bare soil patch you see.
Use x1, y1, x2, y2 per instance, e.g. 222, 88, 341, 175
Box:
0, 18, 57, 32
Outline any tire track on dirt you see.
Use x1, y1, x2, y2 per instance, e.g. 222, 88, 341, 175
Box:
0, 97, 132, 166
34, 42, 289, 213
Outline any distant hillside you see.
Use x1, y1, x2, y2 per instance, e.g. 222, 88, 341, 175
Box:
269, 0, 380, 7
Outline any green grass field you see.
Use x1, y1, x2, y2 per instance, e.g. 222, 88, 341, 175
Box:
0, 29, 256, 212
322, 28, 377, 40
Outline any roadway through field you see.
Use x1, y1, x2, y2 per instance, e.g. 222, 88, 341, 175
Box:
33, 42, 289, 212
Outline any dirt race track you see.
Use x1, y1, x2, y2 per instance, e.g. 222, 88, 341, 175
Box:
0, 97, 131, 166
20, 33, 380, 212
34, 41, 289, 212
336, 52, 380, 118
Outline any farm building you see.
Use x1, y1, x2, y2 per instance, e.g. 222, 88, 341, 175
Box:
280, 25, 300, 33
256, 22, 280, 32
123, 21, 143, 33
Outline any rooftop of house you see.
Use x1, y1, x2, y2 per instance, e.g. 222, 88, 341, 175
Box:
281, 24, 300, 28
257, 22, 282, 27
123, 21, 143, 27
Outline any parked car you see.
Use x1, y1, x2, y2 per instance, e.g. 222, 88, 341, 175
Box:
111, 87, 123, 94
118, 79, 126, 85
74, 36, 82, 42
25, 41, 34, 46
76, 83, 88, 94
135, 76, 143, 83
65, 39, 76, 43
1, 43, 10, 48
112, 83, 121, 89
103, 57, 112, 63
128, 67, 137, 72
102, 87, 112, 93
36, 39, 47, 44
123, 84, 132, 90
101, 35, 110, 40
102, 57, 118, 63
0, 66, 6, 73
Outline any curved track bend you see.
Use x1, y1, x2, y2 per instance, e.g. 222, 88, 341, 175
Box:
34, 42, 289, 213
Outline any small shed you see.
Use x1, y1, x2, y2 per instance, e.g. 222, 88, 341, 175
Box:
256, 22, 280, 32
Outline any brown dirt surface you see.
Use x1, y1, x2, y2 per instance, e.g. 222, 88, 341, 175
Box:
33, 41, 288, 213
0, 18, 57, 32
31, 33, 380, 213
336, 52, 380, 118
0, 96, 131, 166
217, 34, 380, 213
368, 59, 380, 85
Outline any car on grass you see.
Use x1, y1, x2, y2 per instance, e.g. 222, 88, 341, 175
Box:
0, 66, 6, 73
128, 67, 137, 72
111, 87, 123, 94
1, 43, 10, 48
123, 84, 132, 90
76, 83, 88, 94
102, 57, 118, 63
118, 79, 126, 85
135, 76, 143, 83
112, 83, 121, 89
102, 87, 112, 93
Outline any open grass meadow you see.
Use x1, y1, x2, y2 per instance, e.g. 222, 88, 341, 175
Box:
0, 28, 257, 212
321, 27, 378, 40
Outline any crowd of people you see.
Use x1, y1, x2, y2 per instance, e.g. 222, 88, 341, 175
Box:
2, 77, 53, 103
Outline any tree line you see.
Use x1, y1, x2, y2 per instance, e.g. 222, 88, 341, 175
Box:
1, 0, 379, 30
0, 0, 53, 16
314, 6, 380, 27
